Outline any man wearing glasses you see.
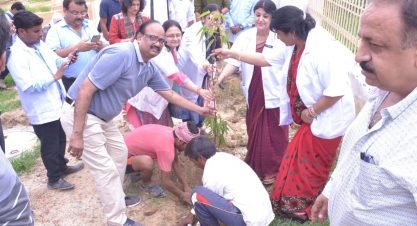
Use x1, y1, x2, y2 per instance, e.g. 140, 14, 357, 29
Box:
61, 20, 213, 226
45, 0, 105, 91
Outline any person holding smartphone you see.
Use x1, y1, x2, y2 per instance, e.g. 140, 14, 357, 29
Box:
45, 0, 106, 91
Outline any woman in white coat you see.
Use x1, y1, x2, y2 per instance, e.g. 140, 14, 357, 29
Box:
214, 5, 355, 222
216, 0, 290, 185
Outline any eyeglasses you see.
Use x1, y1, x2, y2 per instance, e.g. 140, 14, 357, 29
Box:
68, 10, 88, 16
144, 34, 166, 45
166, 33, 182, 39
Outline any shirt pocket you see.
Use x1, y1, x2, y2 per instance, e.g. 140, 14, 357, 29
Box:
352, 160, 397, 208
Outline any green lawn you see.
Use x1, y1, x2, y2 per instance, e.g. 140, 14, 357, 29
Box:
0, 88, 20, 112
10, 143, 41, 175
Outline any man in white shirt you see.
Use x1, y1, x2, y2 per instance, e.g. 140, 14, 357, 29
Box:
46, 0, 104, 91
7, 11, 83, 191
179, 135, 275, 226
311, 0, 417, 225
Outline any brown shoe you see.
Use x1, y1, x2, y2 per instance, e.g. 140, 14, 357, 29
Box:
47, 178, 74, 190
63, 162, 84, 175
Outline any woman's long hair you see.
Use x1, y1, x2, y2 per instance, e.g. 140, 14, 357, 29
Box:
270, 6, 316, 41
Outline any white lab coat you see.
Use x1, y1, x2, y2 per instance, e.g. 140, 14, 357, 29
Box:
226, 28, 292, 126
279, 26, 355, 139
177, 21, 208, 104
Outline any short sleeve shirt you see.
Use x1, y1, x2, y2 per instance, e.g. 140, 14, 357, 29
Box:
45, 19, 99, 78
125, 124, 175, 172
99, 0, 121, 30
68, 41, 170, 121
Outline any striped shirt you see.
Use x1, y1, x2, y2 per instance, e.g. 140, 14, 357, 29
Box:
322, 88, 417, 226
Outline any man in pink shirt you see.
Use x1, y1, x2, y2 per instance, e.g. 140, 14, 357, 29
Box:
124, 122, 200, 203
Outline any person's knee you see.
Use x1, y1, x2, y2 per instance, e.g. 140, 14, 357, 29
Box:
131, 155, 153, 172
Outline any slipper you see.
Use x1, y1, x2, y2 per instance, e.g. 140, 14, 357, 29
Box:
139, 183, 165, 198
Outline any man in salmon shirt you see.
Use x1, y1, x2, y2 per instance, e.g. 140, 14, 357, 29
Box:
125, 122, 200, 203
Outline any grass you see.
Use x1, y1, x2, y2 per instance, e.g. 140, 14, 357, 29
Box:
11, 143, 41, 175
26, 5, 51, 13
0, 88, 20, 112
4, 74, 14, 86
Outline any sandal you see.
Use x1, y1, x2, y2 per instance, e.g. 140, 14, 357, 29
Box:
139, 183, 165, 198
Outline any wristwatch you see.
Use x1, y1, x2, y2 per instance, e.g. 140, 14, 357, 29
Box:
239, 24, 244, 30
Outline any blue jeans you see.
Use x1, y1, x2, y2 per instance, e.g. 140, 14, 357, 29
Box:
192, 186, 245, 226
169, 96, 205, 127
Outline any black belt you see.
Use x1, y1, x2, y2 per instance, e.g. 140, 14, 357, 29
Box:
65, 96, 74, 105
65, 96, 106, 121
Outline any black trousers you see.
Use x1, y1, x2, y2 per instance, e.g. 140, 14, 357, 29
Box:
62, 76, 76, 92
32, 119, 67, 183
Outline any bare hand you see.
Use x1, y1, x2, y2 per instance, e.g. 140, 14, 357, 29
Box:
180, 191, 192, 205
199, 106, 216, 117
68, 134, 84, 160
183, 185, 192, 193
198, 88, 213, 101
311, 194, 329, 224
212, 48, 233, 61
301, 109, 314, 124
177, 213, 194, 226
67, 49, 78, 64
203, 63, 216, 75
77, 39, 98, 52
95, 40, 106, 51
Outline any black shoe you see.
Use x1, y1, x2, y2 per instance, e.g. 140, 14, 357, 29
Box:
47, 178, 74, 190
125, 195, 141, 208
63, 162, 84, 175
123, 218, 144, 226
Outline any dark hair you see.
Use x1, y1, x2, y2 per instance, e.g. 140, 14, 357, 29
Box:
135, 19, 159, 37
202, 3, 221, 15
11, 2, 25, 11
254, 0, 277, 15
185, 135, 216, 160
121, 0, 145, 14
162, 20, 182, 49
13, 11, 43, 31
0, 10, 10, 55
270, 5, 316, 41
63, 0, 87, 10
162, 19, 182, 33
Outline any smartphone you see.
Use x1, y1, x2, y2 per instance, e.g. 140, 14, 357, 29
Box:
90, 35, 100, 43
68, 50, 78, 65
